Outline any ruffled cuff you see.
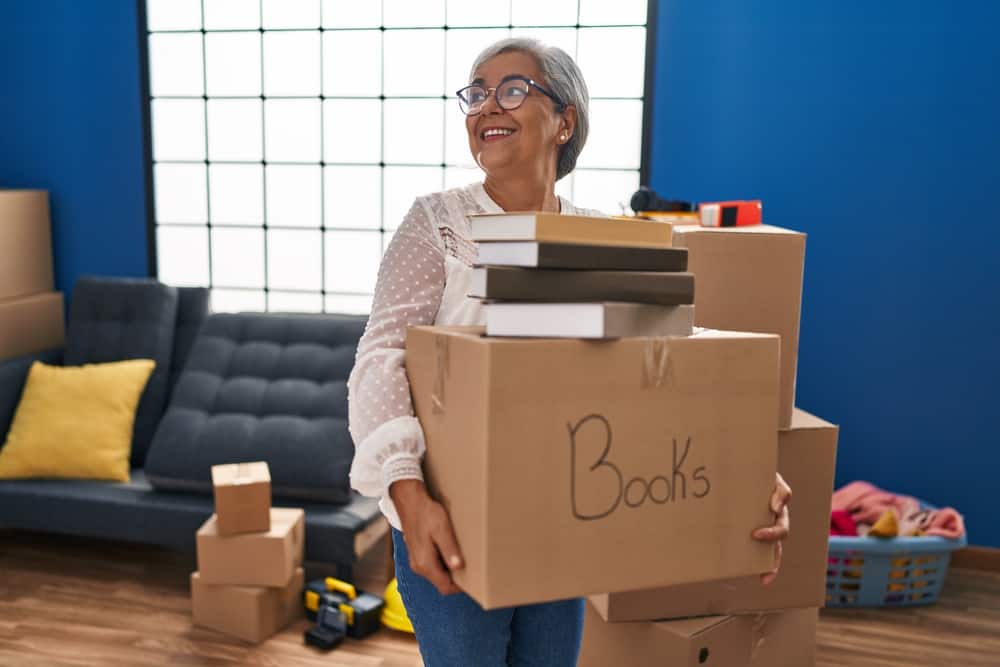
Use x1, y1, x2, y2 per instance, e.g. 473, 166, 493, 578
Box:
349, 415, 426, 499
381, 453, 424, 491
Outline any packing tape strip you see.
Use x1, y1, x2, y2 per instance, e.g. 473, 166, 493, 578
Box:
432, 334, 450, 414
641, 337, 672, 389
750, 613, 768, 657
233, 461, 251, 484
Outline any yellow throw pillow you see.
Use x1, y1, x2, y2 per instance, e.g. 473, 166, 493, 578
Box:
0, 359, 156, 482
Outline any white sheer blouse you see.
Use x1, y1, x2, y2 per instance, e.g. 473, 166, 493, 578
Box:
347, 181, 601, 530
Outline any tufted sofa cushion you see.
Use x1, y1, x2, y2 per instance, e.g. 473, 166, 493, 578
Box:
167, 287, 211, 401
144, 312, 367, 504
64, 276, 179, 466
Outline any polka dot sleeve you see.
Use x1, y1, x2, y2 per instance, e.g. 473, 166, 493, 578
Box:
347, 198, 445, 501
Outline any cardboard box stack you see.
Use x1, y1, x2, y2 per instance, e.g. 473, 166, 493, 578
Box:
467, 211, 695, 338
577, 222, 839, 666
405, 215, 793, 611
190, 462, 305, 643
0, 190, 64, 360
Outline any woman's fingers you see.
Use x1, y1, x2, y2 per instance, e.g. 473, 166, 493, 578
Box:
410, 539, 459, 596
760, 540, 783, 585
406, 501, 466, 596
752, 505, 790, 542
771, 472, 792, 514
433, 518, 465, 571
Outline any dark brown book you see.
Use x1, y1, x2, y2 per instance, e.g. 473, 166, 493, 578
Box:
475, 241, 688, 271
469, 266, 694, 306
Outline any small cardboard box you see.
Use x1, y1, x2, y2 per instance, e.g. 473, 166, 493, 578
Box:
196, 508, 304, 587
673, 224, 805, 428
579, 601, 818, 667
591, 408, 838, 621
406, 326, 780, 609
0, 291, 65, 361
0, 190, 54, 301
211, 461, 272, 536
191, 567, 304, 643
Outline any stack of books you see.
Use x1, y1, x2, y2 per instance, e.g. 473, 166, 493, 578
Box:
468, 212, 694, 338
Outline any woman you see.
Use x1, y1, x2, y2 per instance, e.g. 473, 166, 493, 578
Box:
347, 38, 792, 666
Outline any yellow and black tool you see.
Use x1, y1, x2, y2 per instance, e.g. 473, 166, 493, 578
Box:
303, 577, 384, 641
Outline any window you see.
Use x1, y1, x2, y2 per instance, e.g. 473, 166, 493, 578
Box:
143, 0, 654, 313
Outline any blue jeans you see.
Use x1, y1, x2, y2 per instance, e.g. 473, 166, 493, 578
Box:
392, 529, 584, 666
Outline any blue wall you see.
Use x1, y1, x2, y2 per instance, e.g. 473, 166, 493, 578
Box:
0, 0, 149, 296
648, 2, 1000, 546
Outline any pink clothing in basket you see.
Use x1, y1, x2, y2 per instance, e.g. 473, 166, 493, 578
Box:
831, 481, 965, 539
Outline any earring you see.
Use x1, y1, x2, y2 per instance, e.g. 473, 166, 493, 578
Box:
560, 134, 567, 141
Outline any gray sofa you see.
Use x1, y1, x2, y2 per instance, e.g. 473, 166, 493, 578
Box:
0, 276, 384, 578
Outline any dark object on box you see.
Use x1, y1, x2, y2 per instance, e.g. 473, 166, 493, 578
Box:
699, 200, 762, 227
629, 186, 693, 213
304, 577, 385, 640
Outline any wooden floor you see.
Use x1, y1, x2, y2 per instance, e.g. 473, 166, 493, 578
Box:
2, 530, 999, 666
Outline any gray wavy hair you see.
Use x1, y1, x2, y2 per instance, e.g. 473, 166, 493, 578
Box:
470, 37, 590, 181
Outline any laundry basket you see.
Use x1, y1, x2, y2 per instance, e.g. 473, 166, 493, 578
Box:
826, 506, 967, 608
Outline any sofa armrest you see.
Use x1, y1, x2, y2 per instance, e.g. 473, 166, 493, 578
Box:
0, 348, 63, 442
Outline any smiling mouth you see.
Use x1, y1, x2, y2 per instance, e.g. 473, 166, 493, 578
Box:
481, 128, 516, 142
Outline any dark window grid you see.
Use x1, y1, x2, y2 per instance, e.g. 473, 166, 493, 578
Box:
147, 24, 647, 35
199, 0, 214, 289
147, 1, 650, 310
571, 1, 581, 202
378, 0, 387, 256
318, 0, 327, 310
438, 0, 450, 226
203, 226, 383, 295
213, 285, 372, 296
153, 94, 644, 101
257, 0, 271, 310
159, 222, 384, 232
155, 159, 641, 172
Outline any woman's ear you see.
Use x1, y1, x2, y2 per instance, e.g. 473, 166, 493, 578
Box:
558, 105, 578, 144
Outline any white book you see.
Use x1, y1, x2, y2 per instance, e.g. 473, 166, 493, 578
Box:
484, 303, 695, 339
476, 242, 544, 267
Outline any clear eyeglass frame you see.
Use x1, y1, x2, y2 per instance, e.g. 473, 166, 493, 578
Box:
456, 75, 566, 116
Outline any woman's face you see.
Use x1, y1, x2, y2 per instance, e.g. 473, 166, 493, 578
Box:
465, 51, 569, 180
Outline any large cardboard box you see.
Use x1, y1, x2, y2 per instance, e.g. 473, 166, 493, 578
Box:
0, 190, 54, 301
191, 567, 304, 643
0, 291, 65, 361
211, 461, 271, 536
579, 601, 817, 667
591, 408, 838, 621
406, 326, 780, 609
197, 508, 303, 587
673, 224, 805, 428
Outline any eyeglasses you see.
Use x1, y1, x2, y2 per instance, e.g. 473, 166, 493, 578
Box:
456, 76, 566, 116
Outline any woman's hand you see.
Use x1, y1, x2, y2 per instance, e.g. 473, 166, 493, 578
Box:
751, 472, 792, 586
391, 479, 465, 596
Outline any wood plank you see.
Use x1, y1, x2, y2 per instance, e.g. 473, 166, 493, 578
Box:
951, 546, 1000, 573
2, 529, 999, 665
